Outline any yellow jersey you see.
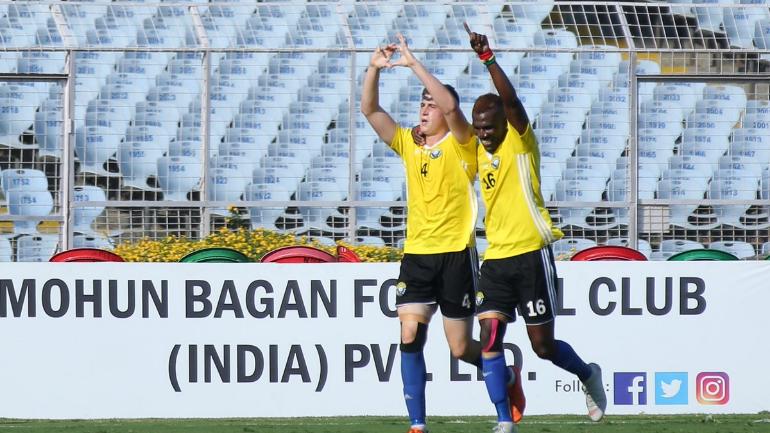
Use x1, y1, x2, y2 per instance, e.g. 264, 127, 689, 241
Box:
390, 126, 478, 254
477, 123, 563, 259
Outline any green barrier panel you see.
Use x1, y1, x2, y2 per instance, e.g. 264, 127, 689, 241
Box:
179, 247, 252, 263
667, 249, 739, 261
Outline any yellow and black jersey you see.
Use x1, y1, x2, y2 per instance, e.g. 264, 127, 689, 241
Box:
390, 126, 478, 254
477, 123, 563, 259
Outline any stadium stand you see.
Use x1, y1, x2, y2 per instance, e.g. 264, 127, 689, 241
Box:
0, 1, 768, 260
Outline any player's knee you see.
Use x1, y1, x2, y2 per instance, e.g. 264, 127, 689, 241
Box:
479, 318, 506, 353
531, 338, 556, 360
448, 339, 469, 359
400, 322, 428, 353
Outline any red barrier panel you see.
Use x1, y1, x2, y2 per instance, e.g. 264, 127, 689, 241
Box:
570, 245, 648, 261
50, 248, 124, 262
260, 246, 337, 263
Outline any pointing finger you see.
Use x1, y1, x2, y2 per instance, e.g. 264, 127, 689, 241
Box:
463, 21, 472, 36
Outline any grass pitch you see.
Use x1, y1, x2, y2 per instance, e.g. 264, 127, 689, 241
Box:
1, 415, 769, 433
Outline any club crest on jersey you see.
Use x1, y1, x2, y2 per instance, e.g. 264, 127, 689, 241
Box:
430, 149, 442, 159
491, 157, 501, 169
396, 281, 407, 296
475, 291, 485, 306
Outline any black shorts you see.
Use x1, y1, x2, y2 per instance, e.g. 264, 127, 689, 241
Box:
476, 246, 558, 325
395, 248, 478, 319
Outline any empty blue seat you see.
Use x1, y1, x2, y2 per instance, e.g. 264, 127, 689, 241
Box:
156, 156, 202, 201
73, 185, 107, 235
16, 234, 59, 262
8, 189, 54, 234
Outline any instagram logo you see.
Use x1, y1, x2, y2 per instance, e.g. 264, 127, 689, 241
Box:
696, 372, 730, 405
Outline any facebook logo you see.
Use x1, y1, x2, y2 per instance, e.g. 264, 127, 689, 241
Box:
655, 372, 688, 405
614, 372, 647, 405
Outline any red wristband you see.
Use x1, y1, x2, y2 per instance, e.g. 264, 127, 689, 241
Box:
478, 50, 494, 61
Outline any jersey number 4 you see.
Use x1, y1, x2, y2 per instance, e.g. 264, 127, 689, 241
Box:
421, 163, 428, 177
481, 172, 496, 189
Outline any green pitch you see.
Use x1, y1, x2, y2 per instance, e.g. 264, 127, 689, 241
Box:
1, 415, 769, 433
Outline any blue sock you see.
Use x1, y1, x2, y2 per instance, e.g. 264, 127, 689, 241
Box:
401, 350, 427, 426
551, 340, 592, 382
482, 353, 512, 422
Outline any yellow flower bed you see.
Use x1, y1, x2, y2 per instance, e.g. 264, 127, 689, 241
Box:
112, 227, 404, 263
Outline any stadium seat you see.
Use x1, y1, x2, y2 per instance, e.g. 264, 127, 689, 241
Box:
605, 237, 654, 259
540, 157, 562, 202
295, 180, 347, 235
117, 140, 165, 192
72, 234, 115, 250
1, 168, 49, 195
553, 177, 607, 228
551, 238, 598, 258
657, 176, 712, 229
207, 166, 251, 216
709, 241, 756, 259
650, 239, 705, 261
7, 189, 54, 235
717, 154, 765, 182
354, 180, 401, 234
156, 156, 202, 201
73, 185, 106, 235
708, 177, 759, 227
16, 234, 59, 262
245, 182, 291, 232
723, 5, 766, 48
0, 84, 38, 150
743, 110, 770, 130
729, 129, 770, 164
537, 129, 577, 162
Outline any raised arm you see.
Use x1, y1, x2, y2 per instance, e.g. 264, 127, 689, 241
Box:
361, 44, 399, 145
464, 23, 530, 135
391, 34, 472, 143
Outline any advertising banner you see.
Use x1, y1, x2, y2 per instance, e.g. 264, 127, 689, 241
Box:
0, 262, 768, 418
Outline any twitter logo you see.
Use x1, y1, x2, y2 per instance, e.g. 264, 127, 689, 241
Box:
655, 372, 688, 405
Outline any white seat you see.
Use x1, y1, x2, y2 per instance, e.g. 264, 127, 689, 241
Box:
208, 166, 251, 216
0, 84, 38, 150
260, 156, 305, 193
540, 157, 562, 202
1, 168, 49, 196
708, 177, 759, 227
73, 185, 106, 235
679, 127, 730, 167
245, 182, 291, 232
73, 234, 114, 250
650, 239, 704, 261
156, 156, 202, 201
709, 241, 756, 259
729, 129, 770, 164
7, 189, 54, 235
743, 111, 770, 129
553, 178, 607, 228
723, 6, 765, 48
537, 128, 577, 162
718, 154, 764, 182
606, 238, 653, 259
296, 180, 348, 235
657, 177, 711, 229
16, 234, 59, 262
354, 180, 401, 233
117, 141, 164, 192
551, 238, 598, 258
694, 99, 743, 127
